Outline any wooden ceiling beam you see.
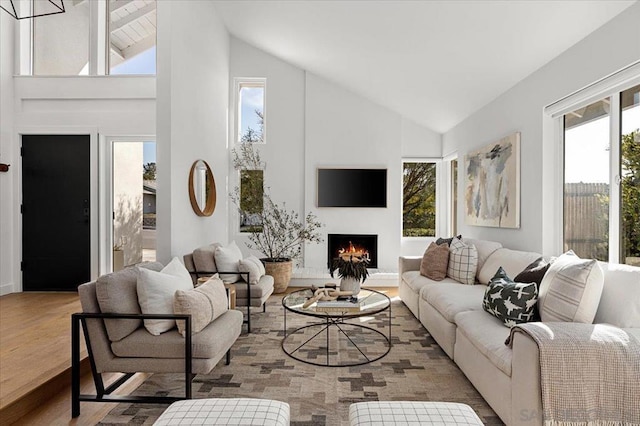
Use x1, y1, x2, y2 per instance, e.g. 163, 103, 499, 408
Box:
110, 43, 125, 60
110, 0, 135, 14
110, 2, 156, 32
120, 33, 156, 59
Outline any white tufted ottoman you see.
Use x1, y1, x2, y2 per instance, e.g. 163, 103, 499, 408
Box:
349, 401, 483, 425
154, 398, 290, 425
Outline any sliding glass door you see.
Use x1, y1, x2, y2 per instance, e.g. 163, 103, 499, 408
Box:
563, 84, 640, 265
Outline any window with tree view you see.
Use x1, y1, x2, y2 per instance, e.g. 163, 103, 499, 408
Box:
237, 81, 265, 143
563, 84, 639, 265
620, 85, 640, 266
240, 170, 264, 233
403, 162, 437, 237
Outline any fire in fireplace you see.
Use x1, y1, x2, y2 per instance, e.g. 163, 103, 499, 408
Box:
327, 234, 378, 269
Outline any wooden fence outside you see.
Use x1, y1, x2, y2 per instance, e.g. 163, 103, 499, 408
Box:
564, 182, 609, 261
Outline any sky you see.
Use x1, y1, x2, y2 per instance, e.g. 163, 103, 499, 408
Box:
111, 46, 157, 75
240, 87, 264, 140
143, 141, 156, 164
564, 104, 639, 183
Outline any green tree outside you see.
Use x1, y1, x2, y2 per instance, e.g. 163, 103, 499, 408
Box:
622, 129, 640, 259
143, 162, 156, 180
403, 162, 436, 237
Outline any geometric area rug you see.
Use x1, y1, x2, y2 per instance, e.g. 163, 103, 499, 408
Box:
98, 295, 503, 425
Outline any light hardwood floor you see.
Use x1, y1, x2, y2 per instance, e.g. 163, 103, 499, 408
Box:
0, 287, 399, 425
0, 292, 147, 425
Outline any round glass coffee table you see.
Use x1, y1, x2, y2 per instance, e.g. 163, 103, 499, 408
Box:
281, 288, 391, 367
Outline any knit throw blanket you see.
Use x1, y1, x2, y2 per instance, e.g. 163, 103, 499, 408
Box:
509, 322, 640, 426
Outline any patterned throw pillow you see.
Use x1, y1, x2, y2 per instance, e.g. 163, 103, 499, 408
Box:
435, 235, 462, 246
483, 267, 538, 327
447, 238, 478, 285
420, 242, 450, 281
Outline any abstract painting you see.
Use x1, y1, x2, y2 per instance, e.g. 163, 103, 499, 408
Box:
464, 132, 520, 228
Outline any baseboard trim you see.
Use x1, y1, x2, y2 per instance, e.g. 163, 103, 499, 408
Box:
0, 282, 15, 296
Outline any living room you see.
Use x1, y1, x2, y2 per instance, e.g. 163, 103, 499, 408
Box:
0, 1, 639, 425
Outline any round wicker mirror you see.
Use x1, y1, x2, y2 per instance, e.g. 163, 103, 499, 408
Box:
188, 160, 216, 217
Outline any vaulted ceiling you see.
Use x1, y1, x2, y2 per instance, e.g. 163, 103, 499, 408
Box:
213, 0, 635, 133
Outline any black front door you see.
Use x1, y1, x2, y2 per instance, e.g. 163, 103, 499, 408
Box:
22, 135, 91, 291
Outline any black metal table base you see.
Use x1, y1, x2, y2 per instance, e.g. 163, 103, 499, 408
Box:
282, 307, 391, 367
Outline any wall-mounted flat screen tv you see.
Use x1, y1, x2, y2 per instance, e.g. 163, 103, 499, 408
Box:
317, 168, 387, 208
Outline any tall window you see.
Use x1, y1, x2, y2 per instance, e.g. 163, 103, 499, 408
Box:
403, 161, 437, 237
109, 0, 157, 75
563, 98, 610, 260
620, 85, 640, 266
239, 170, 264, 233
563, 84, 640, 265
236, 79, 266, 144
27, 0, 156, 75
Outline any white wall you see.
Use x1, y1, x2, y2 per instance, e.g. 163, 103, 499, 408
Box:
156, 0, 230, 263
228, 37, 306, 256
113, 142, 143, 266
227, 40, 442, 269
0, 14, 15, 295
401, 117, 441, 158
443, 2, 640, 254
32, 0, 89, 75
304, 73, 432, 271
6, 77, 155, 292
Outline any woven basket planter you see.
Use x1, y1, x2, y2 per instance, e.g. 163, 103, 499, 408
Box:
262, 259, 293, 294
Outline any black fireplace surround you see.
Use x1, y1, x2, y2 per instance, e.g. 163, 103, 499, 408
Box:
327, 234, 378, 269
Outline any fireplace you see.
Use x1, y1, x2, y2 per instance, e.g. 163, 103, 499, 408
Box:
327, 234, 378, 269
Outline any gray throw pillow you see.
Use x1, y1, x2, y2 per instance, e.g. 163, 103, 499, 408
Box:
96, 261, 164, 341
483, 267, 538, 328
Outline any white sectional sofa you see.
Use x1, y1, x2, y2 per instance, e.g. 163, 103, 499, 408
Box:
399, 238, 640, 426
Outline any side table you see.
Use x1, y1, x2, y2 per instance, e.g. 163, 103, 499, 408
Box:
225, 283, 236, 310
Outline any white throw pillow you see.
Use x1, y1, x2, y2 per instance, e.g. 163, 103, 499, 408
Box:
538, 250, 604, 323
447, 238, 478, 285
214, 241, 243, 283
239, 255, 265, 284
137, 257, 193, 335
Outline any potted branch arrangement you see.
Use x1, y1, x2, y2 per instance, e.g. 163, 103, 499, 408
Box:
231, 143, 324, 293
330, 253, 370, 295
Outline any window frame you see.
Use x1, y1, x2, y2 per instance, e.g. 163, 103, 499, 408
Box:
106, 0, 157, 76
443, 153, 458, 238
542, 60, 640, 261
19, 0, 155, 76
234, 78, 267, 145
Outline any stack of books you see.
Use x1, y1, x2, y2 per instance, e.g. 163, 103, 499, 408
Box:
315, 292, 373, 313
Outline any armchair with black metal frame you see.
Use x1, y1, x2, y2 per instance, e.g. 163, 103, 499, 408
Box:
71, 278, 243, 418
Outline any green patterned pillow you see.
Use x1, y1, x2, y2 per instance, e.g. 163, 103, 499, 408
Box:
482, 267, 538, 327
